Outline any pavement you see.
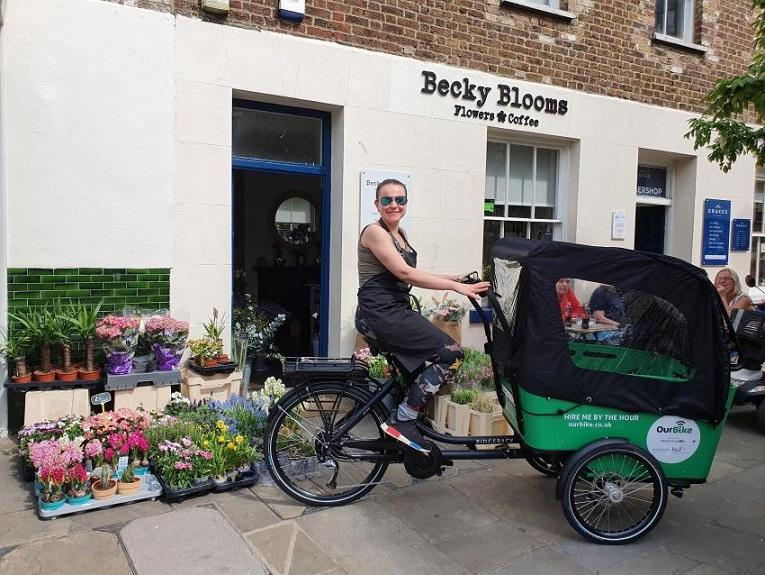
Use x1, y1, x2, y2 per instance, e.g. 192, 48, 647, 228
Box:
1, 406, 764, 575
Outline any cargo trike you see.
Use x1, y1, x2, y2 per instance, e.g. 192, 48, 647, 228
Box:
264, 238, 736, 544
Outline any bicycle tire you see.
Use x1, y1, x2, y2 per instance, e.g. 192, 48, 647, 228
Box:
265, 381, 390, 506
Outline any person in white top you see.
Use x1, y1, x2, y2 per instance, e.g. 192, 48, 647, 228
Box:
714, 267, 754, 316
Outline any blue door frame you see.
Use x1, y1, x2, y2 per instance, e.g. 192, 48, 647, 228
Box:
232, 100, 331, 356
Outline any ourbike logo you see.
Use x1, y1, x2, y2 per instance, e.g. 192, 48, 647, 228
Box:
656, 420, 693, 434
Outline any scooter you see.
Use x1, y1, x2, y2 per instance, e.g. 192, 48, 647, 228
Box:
729, 274, 765, 432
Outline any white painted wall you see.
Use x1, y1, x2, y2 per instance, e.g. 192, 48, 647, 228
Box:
4, 0, 176, 268
2, 0, 758, 367
1, 11, 8, 436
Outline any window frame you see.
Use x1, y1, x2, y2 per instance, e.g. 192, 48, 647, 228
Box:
484, 140, 564, 251
750, 178, 765, 287
655, 0, 695, 43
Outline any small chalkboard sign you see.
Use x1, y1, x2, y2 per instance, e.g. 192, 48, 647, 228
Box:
91, 392, 111, 412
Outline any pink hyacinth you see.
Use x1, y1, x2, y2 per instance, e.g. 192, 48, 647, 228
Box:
173, 461, 192, 471
84, 439, 103, 459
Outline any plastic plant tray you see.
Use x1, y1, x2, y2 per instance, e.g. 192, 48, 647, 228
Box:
187, 360, 238, 376
155, 473, 214, 502
37, 474, 164, 519
4, 379, 103, 392
212, 468, 260, 493
105, 370, 182, 391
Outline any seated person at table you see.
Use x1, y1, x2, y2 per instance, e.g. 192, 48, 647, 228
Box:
714, 267, 753, 316
556, 278, 584, 321
589, 284, 623, 328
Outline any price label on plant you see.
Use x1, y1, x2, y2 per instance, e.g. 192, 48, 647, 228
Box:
91, 392, 111, 406
117, 456, 129, 476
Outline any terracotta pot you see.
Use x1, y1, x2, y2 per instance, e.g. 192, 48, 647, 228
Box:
204, 359, 220, 368
11, 374, 32, 384
55, 369, 78, 382
216, 354, 230, 362
117, 478, 141, 496
33, 370, 55, 383
78, 368, 101, 381
92, 479, 117, 500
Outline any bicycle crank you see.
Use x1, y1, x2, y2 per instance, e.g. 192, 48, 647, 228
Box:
403, 440, 443, 479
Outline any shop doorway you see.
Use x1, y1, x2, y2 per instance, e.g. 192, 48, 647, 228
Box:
232, 102, 331, 357
634, 205, 666, 254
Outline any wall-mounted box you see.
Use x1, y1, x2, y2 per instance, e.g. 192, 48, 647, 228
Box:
202, 0, 229, 14
279, 0, 305, 22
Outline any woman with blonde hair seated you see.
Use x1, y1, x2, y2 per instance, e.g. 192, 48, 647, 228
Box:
714, 267, 753, 316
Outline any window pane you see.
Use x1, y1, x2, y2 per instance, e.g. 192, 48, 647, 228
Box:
759, 239, 765, 285
655, 0, 666, 33
666, 0, 683, 37
485, 142, 506, 216
531, 222, 553, 241
504, 221, 527, 239
535, 148, 558, 210
508, 145, 534, 206
535, 206, 554, 219
508, 205, 532, 218
483, 220, 501, 270
754, 201, 763, 234
232, 108, 322, 165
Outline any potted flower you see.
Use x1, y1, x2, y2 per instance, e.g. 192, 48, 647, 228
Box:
0, 330, 32, 383
38, 465, 67, 510
187, 337, 223, 368
11, 306, 66, 383
425, 294, 467, 345
144, 315, 189, 371
128, 431, 150, 475
96, 315, 140, 375
53, 303, 78, 381
92, 464, 117, 500
66, 463, 92, 505
63, 301, 103, 381
117, 463, 142, 495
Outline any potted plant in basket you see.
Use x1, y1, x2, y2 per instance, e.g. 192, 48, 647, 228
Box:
54, 302, 78, 381
38, 465, 67, 511
63, 301, 103, 381
128, 430, 150, 475
66, 463, 92, 505
1, 330, 32, 383
425, 294, 467, 345
96, 315, 140, 375
144, 315, 189, 372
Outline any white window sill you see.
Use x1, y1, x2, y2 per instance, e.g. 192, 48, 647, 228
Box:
500, 0, 576, 22
652, 32, 708, 54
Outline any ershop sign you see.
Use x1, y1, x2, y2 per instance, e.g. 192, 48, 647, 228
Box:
420, 70, 569, 129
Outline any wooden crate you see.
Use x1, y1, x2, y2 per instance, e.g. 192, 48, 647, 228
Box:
23, 389, 90, 426
113, 385, 172, 412
181, 368, 242, 402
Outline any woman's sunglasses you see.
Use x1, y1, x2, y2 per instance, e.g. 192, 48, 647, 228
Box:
379, 196, 408, 207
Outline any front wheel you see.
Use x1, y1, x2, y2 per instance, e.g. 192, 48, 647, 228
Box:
264, 381, 390, 506
560, 443, 668, 544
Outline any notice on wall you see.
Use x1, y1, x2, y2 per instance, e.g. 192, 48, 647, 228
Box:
611, 210, 627, 240
731, 219, 751, 252
359, 171, 412, 233
702, 199, 731, 266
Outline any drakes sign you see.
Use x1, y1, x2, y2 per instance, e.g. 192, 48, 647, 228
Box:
420, 70, 568, 129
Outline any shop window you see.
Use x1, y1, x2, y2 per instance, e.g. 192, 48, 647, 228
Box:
555, 277, 693, 382
750, 179, 765, 285
484, 142, 560, 268
655, 0, 694, 42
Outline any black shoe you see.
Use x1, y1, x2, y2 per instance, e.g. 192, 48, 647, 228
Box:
381, 415, 430, 454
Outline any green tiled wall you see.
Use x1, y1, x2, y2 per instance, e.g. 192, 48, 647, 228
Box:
7, 268, 170, 314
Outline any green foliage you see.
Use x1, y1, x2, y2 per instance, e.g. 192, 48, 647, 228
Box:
0, 329, 31, 359
686, 0, 765, 171
450, 387, 479, 405
62, 301, 103, 341
366, 354, 388, 379
121, 463, 136, 483
202, 308, 227, 341
11, 305, 67, 346
469, 396, 495, 413
453, 348, 494, 390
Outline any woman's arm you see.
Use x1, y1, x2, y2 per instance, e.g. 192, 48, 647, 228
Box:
362, 225, 488, 299
732, 294, 754, 312
593, 310, 619, 327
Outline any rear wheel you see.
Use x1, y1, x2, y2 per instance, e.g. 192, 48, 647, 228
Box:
561, 443, 667, 544
264, 382, 390, 506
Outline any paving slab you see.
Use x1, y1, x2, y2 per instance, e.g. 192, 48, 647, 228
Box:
375, 481, 500, 543
250, 484, 307, 520
67, 499, 170, 532
434, 520, 540, 572
0, 509, 72, 549
120, 506, 267, 575
598, 547, 698, 575
246, 522, 296, 574
483, 547, 595, 575
0, 530, 132, 575
216, 489, 281, 533
289, 529, 340, 575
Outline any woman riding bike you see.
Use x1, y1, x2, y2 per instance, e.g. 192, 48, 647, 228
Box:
355, 178, 489, 453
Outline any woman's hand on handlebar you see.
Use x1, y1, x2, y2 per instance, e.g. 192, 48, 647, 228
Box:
454, 280, 490, 301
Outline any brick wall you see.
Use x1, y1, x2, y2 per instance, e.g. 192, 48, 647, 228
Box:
106, 0, 756, 114
7, 268, 170, 315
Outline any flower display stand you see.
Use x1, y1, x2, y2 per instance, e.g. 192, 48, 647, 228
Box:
181, 367, 243, 402
22, 389, 91, 427
430, 318, 462, 346
430, 392, 511, 449
106, 370, 181, 412
37, 474, 164, 519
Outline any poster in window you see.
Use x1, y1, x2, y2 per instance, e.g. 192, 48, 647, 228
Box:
701, 199, 731, 266
636, 166, 667, 198
731, 219, 751, 252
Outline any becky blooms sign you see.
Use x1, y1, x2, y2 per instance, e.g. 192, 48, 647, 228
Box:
420, 70, 568, 129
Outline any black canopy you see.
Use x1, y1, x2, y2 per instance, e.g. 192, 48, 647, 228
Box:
491, 238, 730, 424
